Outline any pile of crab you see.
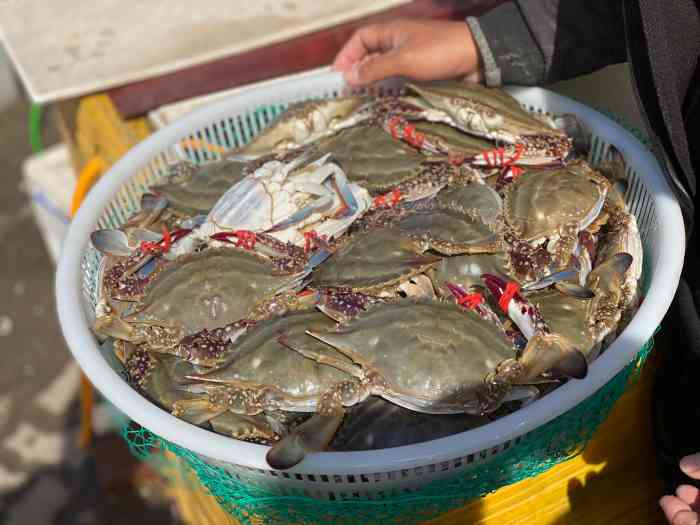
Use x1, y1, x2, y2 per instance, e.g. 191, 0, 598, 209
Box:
90, 81, 643, 469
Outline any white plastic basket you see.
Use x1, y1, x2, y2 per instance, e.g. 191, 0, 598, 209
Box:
56, 67, 684, 499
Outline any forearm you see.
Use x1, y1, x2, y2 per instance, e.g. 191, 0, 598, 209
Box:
467, 0, 627, 86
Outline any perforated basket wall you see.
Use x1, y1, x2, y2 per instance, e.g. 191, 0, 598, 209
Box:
61, 69, 680, 524
122, 337, 655, 525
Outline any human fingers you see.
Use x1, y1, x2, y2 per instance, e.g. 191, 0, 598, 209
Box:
332, 24, 395, 72
660, 495, 699, 525
680, 453, 700, 479
676, 485, 700, 508
344, 49, 408, 86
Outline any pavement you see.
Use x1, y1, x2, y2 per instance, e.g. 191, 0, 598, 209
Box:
0, 96, 177, 524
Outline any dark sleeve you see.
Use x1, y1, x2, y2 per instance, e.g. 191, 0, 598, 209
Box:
466, 0, 628, 86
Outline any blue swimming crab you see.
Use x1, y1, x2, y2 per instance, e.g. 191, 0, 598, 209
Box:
501, 162, 610, 282
169, 149, 372, 254
124, 348, 298, 443
170, 299, 584, 469
309, 227, 442, 295
380, 81, 572, 167
317, 124, 472, 205
94, 247, 309, 352
226, 97, 374, 160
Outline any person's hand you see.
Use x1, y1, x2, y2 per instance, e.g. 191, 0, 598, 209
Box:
660, 453, 700, 525
332, 19, 483, 87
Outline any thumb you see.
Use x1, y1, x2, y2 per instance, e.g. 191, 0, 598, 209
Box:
345, 51, 407, 86
680, 453, 700, 478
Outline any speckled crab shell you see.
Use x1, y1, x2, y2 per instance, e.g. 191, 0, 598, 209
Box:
309, 300, 518, 415
227, 96, 372, 159
310, 228, 442, 294
125, 349, 293, 442
429, 253, 514, 297
125, 349, 200, 415
124, 247, 307, 337
434, 183, 503, 225
502, 162, 609, 242
317, 124, 426, 194
395, 202, 500, 256
186, 310, 353, 398
151, 159, 248, 217
405, 81, 569, 151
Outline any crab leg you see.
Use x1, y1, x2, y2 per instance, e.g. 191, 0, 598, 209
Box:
278, 335, 365, 377
328, 166, 360, 219
481, 274, 546, 340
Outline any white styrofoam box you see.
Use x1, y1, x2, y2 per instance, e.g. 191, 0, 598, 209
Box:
21, 144, 74, 263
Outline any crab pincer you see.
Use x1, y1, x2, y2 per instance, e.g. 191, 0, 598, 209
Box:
481, 273, 588, 380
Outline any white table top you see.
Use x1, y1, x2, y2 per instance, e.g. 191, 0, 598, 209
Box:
0, 0, 408, 103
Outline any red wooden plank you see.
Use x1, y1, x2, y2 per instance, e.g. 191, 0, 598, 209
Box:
108, 0, 504, 117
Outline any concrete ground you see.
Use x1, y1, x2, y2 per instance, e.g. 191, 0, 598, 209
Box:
0, 94, 177, 523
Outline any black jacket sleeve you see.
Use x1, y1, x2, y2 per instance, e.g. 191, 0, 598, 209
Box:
468, 0, 628, 86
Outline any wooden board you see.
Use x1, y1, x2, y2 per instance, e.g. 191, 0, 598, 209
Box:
106, 0, 503, 117
0, 0, 411, 104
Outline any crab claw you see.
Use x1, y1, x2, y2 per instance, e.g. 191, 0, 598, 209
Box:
266, 413, 344, 470
553, 113, 591, 157
140, 193, 169, 215
91, 229, 133, 257
518, 333, 588, 381
94, 315, 138, 342
482, 273, 547, 340
522, 269, 595, 299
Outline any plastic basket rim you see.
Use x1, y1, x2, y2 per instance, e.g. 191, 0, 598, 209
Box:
55, 67, 685, 475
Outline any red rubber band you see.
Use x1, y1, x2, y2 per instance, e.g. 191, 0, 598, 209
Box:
388, 116, 402, 140
234, 230, 257, 250
509, 166, 525, 178
458, 292, 484, 310
303, 231, 315, 253
303, 230, 327, 253
160, 225, 172, 253
499, 281, 520, 313
390, 188, 402, 206
509, 143, 524, 165
170, 228, 192, 242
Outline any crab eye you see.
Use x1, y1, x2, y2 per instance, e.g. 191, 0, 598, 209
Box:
482, 111, 503, 129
